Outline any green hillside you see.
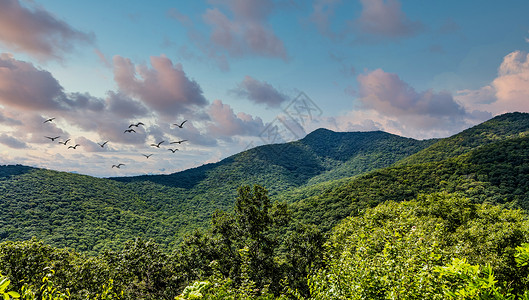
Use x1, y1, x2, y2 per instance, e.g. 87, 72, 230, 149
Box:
398, 112, 529, 165
290, 134, 529, 232
0, 129, 431, 253
2, 112, 529, 299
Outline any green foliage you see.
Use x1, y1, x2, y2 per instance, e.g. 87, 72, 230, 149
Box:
0, 273, 20, 299
308, 193, 529, 299
436, 258, 513, 300
515, 243, 529, 267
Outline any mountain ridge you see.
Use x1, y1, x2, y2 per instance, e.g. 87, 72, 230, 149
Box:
2, 112, 529, 253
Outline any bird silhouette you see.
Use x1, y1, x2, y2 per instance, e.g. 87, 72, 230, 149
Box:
112, 163, 125, 168
142, 154, 153, 159
58, 139, 71, 145
150, 141, 165, 148
128, 122, 145, 128
98, 141, 109, 148
173, 120, 187, 128
68, 144, 80, 149
170, 139, 188, 144
43, 118, 55, 123
124, 129, 136, 133
168, 148, 179, 153
45, 136, 60, 141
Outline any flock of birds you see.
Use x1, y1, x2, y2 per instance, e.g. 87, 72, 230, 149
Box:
43, 118, 189, 169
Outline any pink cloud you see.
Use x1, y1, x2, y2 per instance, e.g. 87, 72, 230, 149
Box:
357, 69, 465, 118
113, 55, 208, 117
457, 51, 529, 115
0, 53, 66, 111
353, 68, 482, 136
203, 5, 286, 59
354, 0, 423, 38
207, 99, 265, 137
231, 75, 288, 107
169, 0, 287, 70
0, 0, 94, 61
493, 51, 529, 113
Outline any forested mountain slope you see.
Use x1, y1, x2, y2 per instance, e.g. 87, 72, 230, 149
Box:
0, 129, 431, 253
113, 129, 434, 191
398, 112, 529, 165
290, 134, 529, 232
2, 112, 528, 253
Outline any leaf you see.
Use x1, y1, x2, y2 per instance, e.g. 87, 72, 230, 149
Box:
0, 277, 9, 292
7, 291, 20, 298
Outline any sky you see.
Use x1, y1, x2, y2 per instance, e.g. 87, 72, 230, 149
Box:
0, 0, 528, 177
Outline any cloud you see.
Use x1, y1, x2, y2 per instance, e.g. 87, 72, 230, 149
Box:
94, 48, 111, 68
106, 91, 150, 118
456, 51, 529, 115
490, 51, 529, 113
352, 68, 485, 137
113, 55, 208, 117
353, 0, 423, 39
12, 113, 70, 144
0, 0, 94, 61
308, 0, 342, 39
75, 136, 105, 152
357, 69, 466, 118
169, 0, 287, 70
203, 5, 287, 59
206, 99, 265, 138
167, 8, 192, 26
169, 120, 218, 146
0, 133, 27, 149
231, 76, 288, 108
0, 53, 66, 111
0, 110, 22, 126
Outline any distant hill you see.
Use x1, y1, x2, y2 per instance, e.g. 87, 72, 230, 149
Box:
397, 112, 529, 165
113, 129, 434, 191
2, 112, 529, 253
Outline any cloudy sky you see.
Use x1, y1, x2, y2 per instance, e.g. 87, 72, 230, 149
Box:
0, 0, 528, 177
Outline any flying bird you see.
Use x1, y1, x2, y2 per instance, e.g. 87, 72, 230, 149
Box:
150, 141, 165, 148
168, 148, 179, 153
45, 136, 60, 141
68, 144, 80, 149
112, 164, 125, 168
98, 141, 109, 148
142, 154, 153, 159
58, 139, 71, 145
170, 140, 188, 144
43, 118, 55, 123
173, 120, 187, 128
124, 129, 136, 133
129, 122, 145, 128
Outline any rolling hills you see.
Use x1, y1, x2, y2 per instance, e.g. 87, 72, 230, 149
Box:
1, 112, 529, 253
0, 128, 433, 253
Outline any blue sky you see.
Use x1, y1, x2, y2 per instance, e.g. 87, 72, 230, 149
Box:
0, 0, 528, 177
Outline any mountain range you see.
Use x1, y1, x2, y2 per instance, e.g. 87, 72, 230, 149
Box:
1, 112, 528, 254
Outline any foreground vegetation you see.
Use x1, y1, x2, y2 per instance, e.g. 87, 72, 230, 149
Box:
2, 188, 529, 299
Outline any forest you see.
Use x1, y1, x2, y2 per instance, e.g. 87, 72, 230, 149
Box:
1, 112, 529, 299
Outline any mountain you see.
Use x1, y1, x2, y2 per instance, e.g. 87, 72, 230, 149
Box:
289, 112, 529, 232
2, 112, 529, 253
0, 129, 432, 253
397, 112, 529, 165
